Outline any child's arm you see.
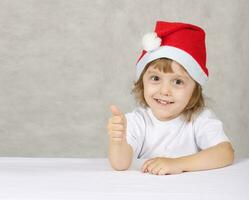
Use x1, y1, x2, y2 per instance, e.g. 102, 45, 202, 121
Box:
107, 105, 133, 170
108, 140, 133, 171
142, 142, 234, 175
178, 141, 234, 172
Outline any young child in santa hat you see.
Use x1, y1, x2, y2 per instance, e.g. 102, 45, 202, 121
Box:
107, 21, 234, 175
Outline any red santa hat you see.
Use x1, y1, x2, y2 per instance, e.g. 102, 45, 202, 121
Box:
136, 21, 209, 85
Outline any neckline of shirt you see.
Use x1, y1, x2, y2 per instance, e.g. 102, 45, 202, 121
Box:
147, 108, 183, 126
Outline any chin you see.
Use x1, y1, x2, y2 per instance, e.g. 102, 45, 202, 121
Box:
152, 109, 172, 120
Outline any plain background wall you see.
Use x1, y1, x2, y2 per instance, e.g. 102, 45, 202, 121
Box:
0, 0, 248, 158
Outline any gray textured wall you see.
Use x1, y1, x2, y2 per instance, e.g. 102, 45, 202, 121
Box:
0, 0, 248, 158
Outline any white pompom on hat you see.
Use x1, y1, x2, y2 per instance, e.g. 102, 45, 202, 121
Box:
142, 32, 162, 52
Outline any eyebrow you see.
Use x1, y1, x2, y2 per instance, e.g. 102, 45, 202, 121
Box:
147, 70, 190, 79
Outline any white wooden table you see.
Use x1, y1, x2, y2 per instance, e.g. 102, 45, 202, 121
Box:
0, 158, 248, 199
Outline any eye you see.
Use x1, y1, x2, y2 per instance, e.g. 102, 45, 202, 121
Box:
150, 75, 160, 81
172, 79, 184, 85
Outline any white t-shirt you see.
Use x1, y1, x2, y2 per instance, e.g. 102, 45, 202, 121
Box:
125, 107, 230, 159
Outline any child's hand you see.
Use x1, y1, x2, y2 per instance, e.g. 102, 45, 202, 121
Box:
141, 157, 184, 175
107, 105, 127, 143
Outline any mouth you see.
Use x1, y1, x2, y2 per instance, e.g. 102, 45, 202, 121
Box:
154, 98, 174, 105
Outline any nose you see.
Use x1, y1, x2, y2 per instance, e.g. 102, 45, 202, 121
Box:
159, 82, 171, 96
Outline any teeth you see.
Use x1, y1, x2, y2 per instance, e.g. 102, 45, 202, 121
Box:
156, 99, 171, 105
158, 100, 168, 104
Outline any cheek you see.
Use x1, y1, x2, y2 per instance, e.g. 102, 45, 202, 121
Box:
144, 84, 158, 96
185, 89, 195, 105
174, 88, 193, 104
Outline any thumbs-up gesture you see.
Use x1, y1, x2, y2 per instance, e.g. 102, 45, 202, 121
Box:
107, 105, 127, 143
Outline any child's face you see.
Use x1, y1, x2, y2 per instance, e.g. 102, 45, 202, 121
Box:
143, 61, 196, 121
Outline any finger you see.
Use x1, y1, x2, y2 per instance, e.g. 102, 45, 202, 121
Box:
158, 168, 167, 176
147, 161, 160, 174
111, 116, 123, 124
110, 105, 123, 116
141, 159, 153, 172
150, 164, 163, 175
141, 158, 156, 172
158, 167, 168, 176
110, 124, 125, 132
109, 131, 124, 138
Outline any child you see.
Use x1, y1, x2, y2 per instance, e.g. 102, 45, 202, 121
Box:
107, 21, 234, 175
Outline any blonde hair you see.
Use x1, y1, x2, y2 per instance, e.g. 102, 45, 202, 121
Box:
132, 58, 205, 122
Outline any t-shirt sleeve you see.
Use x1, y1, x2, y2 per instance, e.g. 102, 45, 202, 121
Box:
125, 109, 145, 158
193, 109, 231, 150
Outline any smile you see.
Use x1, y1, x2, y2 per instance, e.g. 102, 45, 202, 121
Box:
154, 98, 174, 105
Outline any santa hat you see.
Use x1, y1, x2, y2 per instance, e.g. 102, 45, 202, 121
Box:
136, 21, 208, 85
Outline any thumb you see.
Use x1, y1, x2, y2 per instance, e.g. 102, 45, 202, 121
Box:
110, 105, 123, 116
